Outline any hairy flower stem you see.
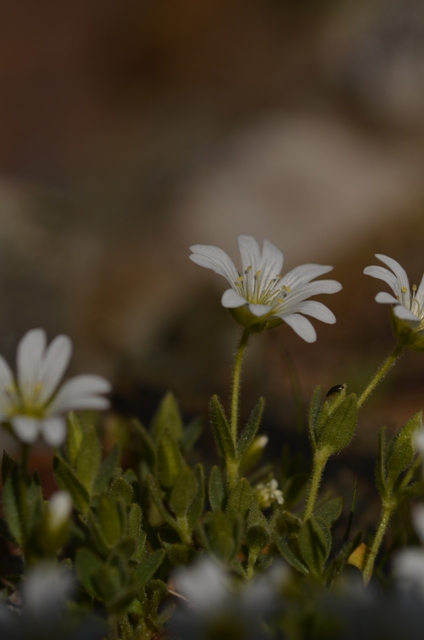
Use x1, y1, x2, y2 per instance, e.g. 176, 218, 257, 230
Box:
230, 328, 250, 442
363, 503, 394, 585
303, 447, 331, 522
227, 328, 250, 488
357, 343, 404, 409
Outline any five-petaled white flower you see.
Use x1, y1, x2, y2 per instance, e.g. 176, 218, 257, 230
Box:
0, 329, 111, 446
189, 235, 342, 342
364, 254, 424, 350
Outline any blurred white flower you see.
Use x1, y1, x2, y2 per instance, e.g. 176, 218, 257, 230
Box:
364, 255, 424, 349
0, 328, 111, 446
394, 505, 424, 597
190, 235, 342, 342
46, 491, 72, 532
255, 479, 284, 509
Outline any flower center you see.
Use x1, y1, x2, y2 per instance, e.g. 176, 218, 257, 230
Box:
235, 266, 290, 309
4, 380, 47, 419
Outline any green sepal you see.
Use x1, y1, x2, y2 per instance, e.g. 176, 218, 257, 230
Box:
2, 466, 23, 545
169, 466, 198, 518
66, 412, 84, 467
226, 478, 252, 522
274, 535, 309, 575
209, 466, 226, 512
75, 424, 102, 494
237, 397, 265, 459
93, 445, 120, 495
386, 412, 422, 491
316, 394, 358, 454
156, 432, 185, 489
209, 395, 236, 461
134, 549, 166, 587
151, 392, 183, 444
298, 517, 330, 577
53, 454, 90, 513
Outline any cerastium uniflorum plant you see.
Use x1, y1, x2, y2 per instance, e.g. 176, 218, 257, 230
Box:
1, 240, 424, 640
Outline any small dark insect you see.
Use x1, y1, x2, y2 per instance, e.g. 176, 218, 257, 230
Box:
326, 384, 345, 397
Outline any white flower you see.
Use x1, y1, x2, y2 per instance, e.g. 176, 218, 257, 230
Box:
0, 328, 111, 446
189, 235, 342, 342
393, 505, 424, 597
254, 479, 284, 509
364, 254, 424, 349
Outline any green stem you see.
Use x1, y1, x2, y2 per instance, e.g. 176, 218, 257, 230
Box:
363, 503, 394, 585
230, 328, 250, 443
303, 447, 330, 522
20, 443, 30, 553
357, 343, 404, 409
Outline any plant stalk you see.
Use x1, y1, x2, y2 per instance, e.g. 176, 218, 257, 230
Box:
357, 343, 404, 409
363, 503, 393, 585
303, 447, 330, 522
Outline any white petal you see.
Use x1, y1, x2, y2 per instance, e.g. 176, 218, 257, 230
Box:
394, 305, 419, 323
174, 558, 228, 611
364, 265, 399, 295
413, 505, 424, 543
189, 245, 238, 285
237, 235, 261, 273
282, 314, 317, 342
17, 329, 46, 399
38, 335, 73, 404
11, 416, 40, 443
280, 264, 334, 290
0, 355, 17, 409
248, 303, 273, 317
394, 549, 424, 594
56, 396, 110, 412
296, 301, 336, 324
415, 428, 424, 454
375, 254, 410, 293
415, 273, 424, 306
0, 354, 14, 391
41, 416, 67, 446
375, 291, 399, 304
259, 240, 284, 283
221, 288, 247, 308
49, 375, 111, 413
281, 280, 342, 312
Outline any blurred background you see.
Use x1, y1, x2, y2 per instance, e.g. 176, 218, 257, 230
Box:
2, 0, 424, 491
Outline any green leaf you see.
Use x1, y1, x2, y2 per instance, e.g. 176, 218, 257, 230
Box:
93, 564, 121, 602
160, 539, 195, 565
308, 386, 322, 450
157, 432, 185, 488
128, 503, 146, 559
86, 509, 111, 556
204, 511, 236, 562
169, 467, 198, 518
98, 495, 123, 546
53, 454, 90, 513
1, 450, 16, 484
274, 535, 309, 575
376, 426, 387, 499
75, 424, 102, 494
314, 497, 343, 531
109, 478, 135, 505
93, 445, 120, 495
187, 464, 205, 531
2, 467, 23, 545
133, 419, 156, 465
75, 547, 104, 599
209, 466, 226, 512
151, 392, 184, 443
237, 397, 265, 459
226, 478, 252, 522
316, 394, 358, 454
66, 412, 84, 467
386, 412, 422, 490
180, 417, 204, 454
247, 524, 270, 552
135, 550, 166, 587
282, 472, 309, 510
147, 474, 178, 530
298, 517, 330, 576
209, 395, 236, 461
